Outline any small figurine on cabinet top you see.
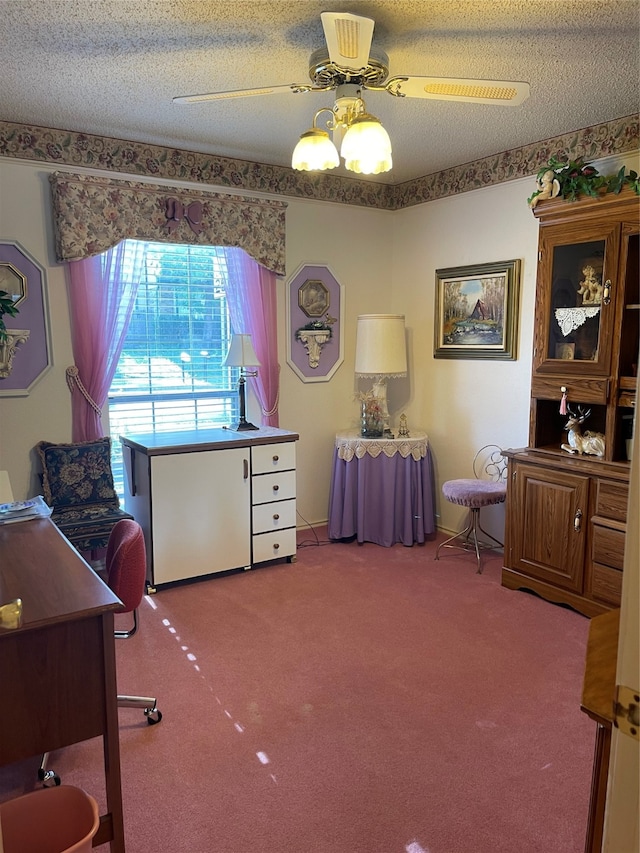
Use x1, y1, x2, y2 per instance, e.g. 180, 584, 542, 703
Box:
528, 169, 561, 209
561, 406, 605, 457
576, 265, 603, 305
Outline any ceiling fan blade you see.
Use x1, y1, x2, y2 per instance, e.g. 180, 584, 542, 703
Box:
384, 76, 530, 106
173, 83, 322, 104
321, 12, 374, 72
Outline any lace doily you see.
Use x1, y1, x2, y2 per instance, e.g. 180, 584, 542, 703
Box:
335, 430, 428, 462
555, 306, 600, 337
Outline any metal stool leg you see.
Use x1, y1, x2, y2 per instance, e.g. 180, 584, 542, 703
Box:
435, 507, 504, 573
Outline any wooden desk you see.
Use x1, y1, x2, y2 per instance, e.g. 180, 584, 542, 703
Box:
580, 608, 620, 853
0, 518, 125, 851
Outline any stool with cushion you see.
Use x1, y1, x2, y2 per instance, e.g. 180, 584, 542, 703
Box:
36, 437, 133, 559
435, 445, 507, 573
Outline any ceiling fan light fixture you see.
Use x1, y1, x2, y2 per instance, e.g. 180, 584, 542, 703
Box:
291, 127, 340, 171
340, 113, 392, 175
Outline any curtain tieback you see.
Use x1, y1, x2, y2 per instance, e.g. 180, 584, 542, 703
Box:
66, 366, 102, 416
261, 390, 279, 418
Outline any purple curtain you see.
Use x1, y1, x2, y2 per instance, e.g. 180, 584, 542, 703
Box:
225, 248, 280, 427
66, 242, 144, 441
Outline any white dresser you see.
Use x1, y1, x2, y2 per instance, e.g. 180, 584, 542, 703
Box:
120, 427, 298, 589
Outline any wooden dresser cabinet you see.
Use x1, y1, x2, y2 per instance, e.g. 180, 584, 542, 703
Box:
503, 188, 638, 617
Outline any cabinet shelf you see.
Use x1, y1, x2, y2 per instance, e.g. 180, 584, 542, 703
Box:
619, 376, 638, 390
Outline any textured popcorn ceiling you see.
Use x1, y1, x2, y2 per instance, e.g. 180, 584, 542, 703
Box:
1, 0, 638, 184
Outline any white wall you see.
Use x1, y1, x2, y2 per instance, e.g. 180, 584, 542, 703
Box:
0, 161, 74, 498
280, 197, 394, 526
391, 177, 539, 538
1, 152, 637, 535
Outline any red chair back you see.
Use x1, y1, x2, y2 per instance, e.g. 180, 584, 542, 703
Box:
106, 519, 147, 614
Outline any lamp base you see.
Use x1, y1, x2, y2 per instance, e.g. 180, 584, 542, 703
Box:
230, 419, 259, 431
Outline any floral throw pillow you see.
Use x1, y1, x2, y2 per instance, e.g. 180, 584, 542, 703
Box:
37, 438, 119, 509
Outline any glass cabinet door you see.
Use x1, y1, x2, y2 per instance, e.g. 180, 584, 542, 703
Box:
535, 223, 619, 375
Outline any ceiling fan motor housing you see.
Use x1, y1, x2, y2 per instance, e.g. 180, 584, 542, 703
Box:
307, 47, 390, 89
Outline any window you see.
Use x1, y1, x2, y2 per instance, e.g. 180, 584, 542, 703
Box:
108, 241, 239, 498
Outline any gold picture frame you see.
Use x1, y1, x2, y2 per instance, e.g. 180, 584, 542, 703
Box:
298, 279, 330, 318
434, 259, 521, 360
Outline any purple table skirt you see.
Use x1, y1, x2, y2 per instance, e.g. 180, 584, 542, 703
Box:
327, 446, 436, 547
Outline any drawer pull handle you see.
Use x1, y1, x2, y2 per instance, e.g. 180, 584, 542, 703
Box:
273, 455, 279, 462
273, 513, 280, 520
574, 509, 582, 532
273, 543, 280, 550
273, 484, 279, 492
602, 280, 612, 305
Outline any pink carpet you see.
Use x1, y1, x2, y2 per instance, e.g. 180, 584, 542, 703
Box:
1, 529, 593, 852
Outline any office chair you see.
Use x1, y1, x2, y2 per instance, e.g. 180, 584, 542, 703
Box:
39, 519, 161, 787
434, 444, 507, 574
36, 438, 133, 560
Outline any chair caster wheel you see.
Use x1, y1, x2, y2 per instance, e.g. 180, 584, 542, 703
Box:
145, 707, 162, 725
38, 769, 61, 787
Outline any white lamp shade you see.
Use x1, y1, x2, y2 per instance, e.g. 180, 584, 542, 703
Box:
355, 314, 407, 377
341, 116, 392, 175
291, 129, 340, 171
224, 334, 260, 368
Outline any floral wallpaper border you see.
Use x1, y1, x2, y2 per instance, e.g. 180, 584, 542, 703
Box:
1, 115, 638, 211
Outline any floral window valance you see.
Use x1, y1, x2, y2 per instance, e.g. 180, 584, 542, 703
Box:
49, 171, 287, 275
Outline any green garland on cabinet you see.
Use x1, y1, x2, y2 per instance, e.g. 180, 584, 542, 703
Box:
528, 156, 640, 208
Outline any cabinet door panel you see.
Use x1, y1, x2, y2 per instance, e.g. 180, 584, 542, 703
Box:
150, 448, 250, 584
534, 223, 620, 376
513, 465, 589, 592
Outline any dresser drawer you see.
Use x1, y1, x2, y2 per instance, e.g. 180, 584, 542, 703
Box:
252, 499, 296, 534
530, 376, 608, 405
252, 527, 296, 563
252, 470, 296, 504
252, 442, 296, 475
595, 480, 628, 522
591, 563, 623, 606
592, 524, 625, 571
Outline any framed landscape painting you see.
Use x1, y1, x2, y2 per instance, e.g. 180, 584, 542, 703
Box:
434, 259, 521, 360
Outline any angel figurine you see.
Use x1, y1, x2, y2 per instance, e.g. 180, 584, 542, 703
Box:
577, 265, 603, 305
529, 170, 561, 209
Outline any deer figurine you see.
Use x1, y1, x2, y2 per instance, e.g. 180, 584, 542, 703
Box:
561, 406, 606, 457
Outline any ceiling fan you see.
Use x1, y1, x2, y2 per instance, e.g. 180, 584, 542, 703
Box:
173, 12, 530, 175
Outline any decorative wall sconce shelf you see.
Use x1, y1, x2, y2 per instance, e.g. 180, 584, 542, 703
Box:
0, 329, 30, 378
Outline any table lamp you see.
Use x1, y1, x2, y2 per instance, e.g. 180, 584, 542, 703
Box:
355, 314, 407, 436
224, 333, 261, 431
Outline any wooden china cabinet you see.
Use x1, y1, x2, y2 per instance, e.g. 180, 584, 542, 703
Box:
503, 188, 639, 617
